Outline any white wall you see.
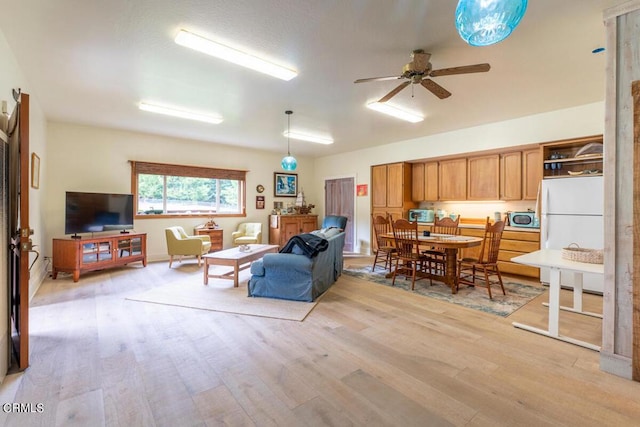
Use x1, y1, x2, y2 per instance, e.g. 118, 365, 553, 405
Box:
44, 122, 316, 261
313, 102, 605, 254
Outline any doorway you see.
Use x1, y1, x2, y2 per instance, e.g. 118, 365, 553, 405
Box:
324, 176, 355, 252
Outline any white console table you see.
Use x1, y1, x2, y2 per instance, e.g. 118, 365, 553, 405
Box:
511, 249, 603, 351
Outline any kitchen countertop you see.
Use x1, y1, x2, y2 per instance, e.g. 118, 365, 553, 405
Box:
414, 221, 540, 233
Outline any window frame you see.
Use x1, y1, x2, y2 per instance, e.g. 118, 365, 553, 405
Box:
130, 161, 247, 219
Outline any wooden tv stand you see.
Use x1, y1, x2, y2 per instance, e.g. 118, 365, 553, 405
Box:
52, 232, 147, 282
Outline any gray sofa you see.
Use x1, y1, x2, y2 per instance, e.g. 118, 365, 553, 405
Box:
247, 231, 345, 302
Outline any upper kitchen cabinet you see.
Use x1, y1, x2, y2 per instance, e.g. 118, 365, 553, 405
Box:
411, 161, 438, 201
371, 162, 416, 218
541, 135, 603, 179
424, 162, 439, 201
500, 151, 523, 200
522, 148, 542, 200
439, 158, 467, 200
468, 154, 500, 200
371, 164, 388, 208
411, 163, 425, 202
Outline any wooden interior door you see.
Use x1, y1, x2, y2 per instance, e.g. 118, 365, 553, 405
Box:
324, 177, 354, 252
6, 92, 30, 372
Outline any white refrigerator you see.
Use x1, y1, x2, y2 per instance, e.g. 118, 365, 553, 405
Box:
540, 176, 604, 293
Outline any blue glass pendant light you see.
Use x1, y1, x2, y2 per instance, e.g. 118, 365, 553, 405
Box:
455, 0, 528, 47
281, 110, 297, 171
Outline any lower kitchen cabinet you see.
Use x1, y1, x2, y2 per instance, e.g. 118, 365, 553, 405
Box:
458, 227, 540, 279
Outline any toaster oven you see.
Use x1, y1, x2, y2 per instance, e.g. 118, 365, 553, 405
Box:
408, 209, 434, 223
509, 211, 539, 228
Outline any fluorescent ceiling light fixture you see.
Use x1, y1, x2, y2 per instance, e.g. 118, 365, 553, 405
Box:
283, 131, 334, 145
366, 102, 424, 123
139, 102, 223, 124
175, 29, 297, 81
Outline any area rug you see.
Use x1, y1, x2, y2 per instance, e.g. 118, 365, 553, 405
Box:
343, 266, 545, 317
126, 280, 318, 321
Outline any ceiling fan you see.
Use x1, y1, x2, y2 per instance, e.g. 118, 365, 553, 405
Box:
354, 49, 490, 102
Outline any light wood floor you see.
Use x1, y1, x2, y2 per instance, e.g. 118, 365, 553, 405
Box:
1, 255, 638, 426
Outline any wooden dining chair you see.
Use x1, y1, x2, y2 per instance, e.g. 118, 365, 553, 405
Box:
371, 214, 396, 272
391, 218, 429, 290
457, 217, 506, 299
423, 215, 461, 282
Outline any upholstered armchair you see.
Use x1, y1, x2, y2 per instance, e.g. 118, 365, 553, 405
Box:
231, 222, 262, 246
165, 226, 212, 267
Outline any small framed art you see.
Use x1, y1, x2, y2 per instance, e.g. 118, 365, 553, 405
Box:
31, 152, 40, 189
274, 172, 297, 197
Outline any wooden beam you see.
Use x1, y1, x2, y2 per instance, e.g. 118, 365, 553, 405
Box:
632, 81, 640, 381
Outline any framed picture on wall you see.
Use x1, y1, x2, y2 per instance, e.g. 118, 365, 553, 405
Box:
274, 172, 297, 197
31, 153, 40, 189
256, 196, 265, 209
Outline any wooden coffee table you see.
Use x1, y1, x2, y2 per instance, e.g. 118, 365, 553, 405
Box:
203, 244, 279, 287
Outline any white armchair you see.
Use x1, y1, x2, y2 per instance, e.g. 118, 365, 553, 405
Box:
231, 223, 262, 246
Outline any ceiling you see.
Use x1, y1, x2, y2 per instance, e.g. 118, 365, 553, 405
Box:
0, 0, 624, 158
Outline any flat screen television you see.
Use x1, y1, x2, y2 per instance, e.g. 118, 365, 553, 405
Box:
65, 191, 134, 237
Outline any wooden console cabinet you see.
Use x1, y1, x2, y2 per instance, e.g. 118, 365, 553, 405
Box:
194, 227, 223, 252
269, 214, 318, 248
52, 232, 147, 282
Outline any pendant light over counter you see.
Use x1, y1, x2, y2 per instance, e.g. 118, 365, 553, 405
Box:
281, 110, 297, 171
455, 0, 528, 47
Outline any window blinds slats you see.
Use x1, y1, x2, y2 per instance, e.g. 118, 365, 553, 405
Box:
130, 161, 247, 181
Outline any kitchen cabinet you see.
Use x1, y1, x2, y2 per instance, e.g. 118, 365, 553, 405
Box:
467, 154, 500, 200
424, 162, 439, 201
500, 151, 522, 200
371, 164, 388, 208
412, 162, 439, 201
411, 163, 425, 202
439, 158, 467, 200
371, 162, 416, 220
386, 162, 406, 207
458, 227, 540, 278
522, 148, 542, 200
541, 135, 603, 179
268, 214, 318, 248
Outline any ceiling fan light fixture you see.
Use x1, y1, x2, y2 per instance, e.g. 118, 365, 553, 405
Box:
175, 29, 297, 81
366, 102, 424, 123
283, 130, 334, 145
281, 110, 297, 171
455, 0, 528, 47
139, 102, 223, 124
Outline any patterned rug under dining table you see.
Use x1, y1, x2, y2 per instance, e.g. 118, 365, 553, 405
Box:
383, 232, 482, 294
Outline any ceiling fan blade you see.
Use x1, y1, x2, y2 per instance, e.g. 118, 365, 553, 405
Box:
378, 81, 411, 102
430, 63, 490, 77
354, 76, 402, 84
421, 79, 451, 99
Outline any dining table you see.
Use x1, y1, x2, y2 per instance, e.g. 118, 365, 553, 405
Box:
383, 232, 482, 294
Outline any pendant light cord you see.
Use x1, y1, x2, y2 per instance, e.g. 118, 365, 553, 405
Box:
286, 110, 293, 156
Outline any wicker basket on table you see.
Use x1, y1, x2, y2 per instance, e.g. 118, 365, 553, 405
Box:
561, 243, 603, 264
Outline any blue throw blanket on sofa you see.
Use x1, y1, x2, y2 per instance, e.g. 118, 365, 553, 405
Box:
279, 233, 328, 258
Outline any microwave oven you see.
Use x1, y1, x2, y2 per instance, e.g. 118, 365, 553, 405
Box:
509, 211, 539, 228
408, 209, 435, 223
